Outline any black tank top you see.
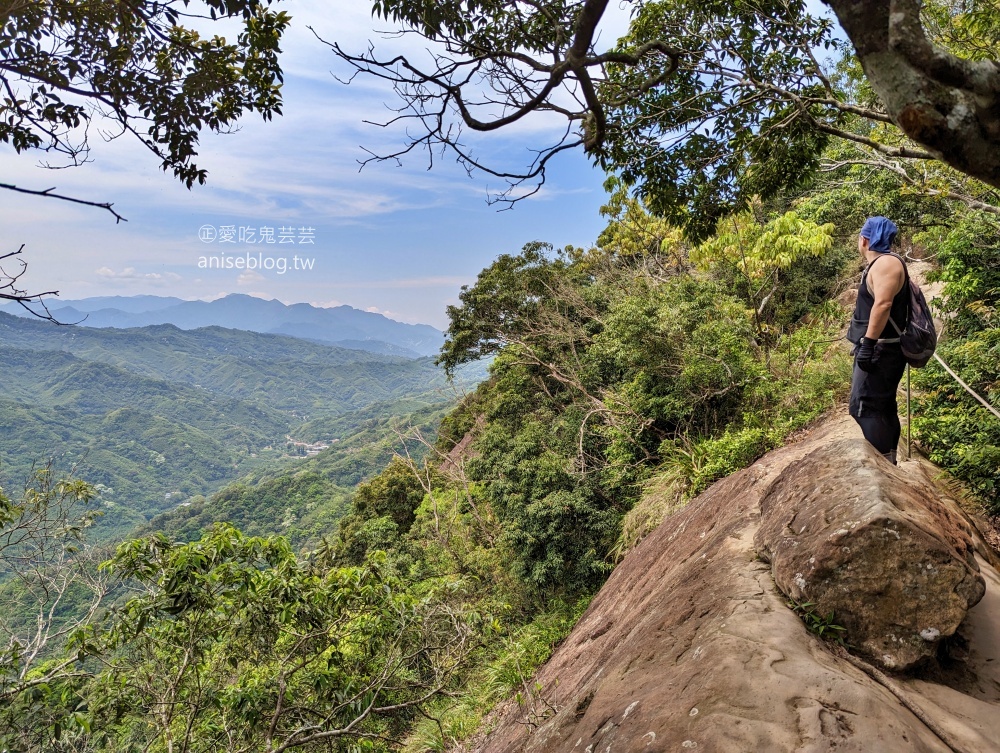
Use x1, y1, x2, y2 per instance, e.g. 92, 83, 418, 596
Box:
848, 253, 910, 343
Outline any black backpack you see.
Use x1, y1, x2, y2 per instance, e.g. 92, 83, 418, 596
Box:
888, 265, 937, 368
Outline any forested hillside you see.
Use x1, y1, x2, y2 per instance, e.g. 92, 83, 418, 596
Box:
136, 394, 457, 549
2, 0, 1000, 751
0, 314, 483, 538
0, 314, 454, 411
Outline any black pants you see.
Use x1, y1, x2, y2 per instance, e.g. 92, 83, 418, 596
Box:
849, 343, 906, 459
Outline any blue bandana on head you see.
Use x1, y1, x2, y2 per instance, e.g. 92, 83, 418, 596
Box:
860, 216, 898, 253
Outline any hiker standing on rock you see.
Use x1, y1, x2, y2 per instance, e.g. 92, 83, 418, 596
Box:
847, 216, 909, 465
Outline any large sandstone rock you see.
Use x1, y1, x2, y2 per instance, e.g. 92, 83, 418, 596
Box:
468, 417, 1000, 753
755, 438, 985, 670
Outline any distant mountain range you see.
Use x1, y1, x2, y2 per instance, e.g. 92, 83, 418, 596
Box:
0, 294, 444, 358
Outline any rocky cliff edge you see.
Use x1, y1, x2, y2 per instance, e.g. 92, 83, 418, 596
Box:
469, 415, 1000, 753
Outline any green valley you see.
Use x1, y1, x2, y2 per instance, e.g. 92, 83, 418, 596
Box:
0, 313, 484, 539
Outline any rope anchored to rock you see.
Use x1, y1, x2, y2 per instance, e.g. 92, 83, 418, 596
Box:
830, 645, 972, 753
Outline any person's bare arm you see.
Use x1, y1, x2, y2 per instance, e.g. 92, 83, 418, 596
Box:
865, 256, 906, 338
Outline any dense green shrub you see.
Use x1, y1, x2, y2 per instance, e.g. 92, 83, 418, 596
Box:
912, 214, 1000, 512
914, 330, 1000, 509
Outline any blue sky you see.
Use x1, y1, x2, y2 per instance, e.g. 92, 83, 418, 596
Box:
1, 1, 840, 330
1, 1, 633, 330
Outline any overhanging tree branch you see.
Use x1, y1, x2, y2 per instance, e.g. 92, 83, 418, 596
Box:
318, 0, 680, 205
825, 0, 1000, 189
0, 182, 127, 223
1, 0, 289, 215
818, 152, 1000, 216
329, 0, 1000, 228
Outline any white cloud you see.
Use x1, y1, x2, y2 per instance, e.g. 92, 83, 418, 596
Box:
236, 271, 266, 286
1, 0, 615, 324
474, 183, 594, 203
365, 305, 400, 319
95, 266, 182, 284
1, 0, 604, 224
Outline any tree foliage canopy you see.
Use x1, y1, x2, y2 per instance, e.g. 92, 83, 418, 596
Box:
328, 0, 1000, 231
5, 2, 1000, 750
600, 0, 841, 238
1, 0, 289, 213
82, 525, 473, 752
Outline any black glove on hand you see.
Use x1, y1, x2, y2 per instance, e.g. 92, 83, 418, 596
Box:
856, 336, 878, 372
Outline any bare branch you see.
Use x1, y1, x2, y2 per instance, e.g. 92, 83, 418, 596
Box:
818, 153, 1000, 216
0, 244, 84, 324
0, 182, 127, 223
313, 0, 682, 206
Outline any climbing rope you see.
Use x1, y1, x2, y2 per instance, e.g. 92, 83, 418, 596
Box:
931, 352, 1000, 421
830, 645, 972, 753
902, 344, 1000, 459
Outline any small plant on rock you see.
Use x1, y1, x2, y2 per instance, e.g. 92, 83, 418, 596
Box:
788, 599, 848, 646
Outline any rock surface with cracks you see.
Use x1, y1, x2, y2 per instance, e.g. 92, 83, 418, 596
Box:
755, 437, 985, 671
467, 416, 1000, 753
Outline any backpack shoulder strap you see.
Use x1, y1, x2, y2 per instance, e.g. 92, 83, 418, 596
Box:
888, 252, 908, 281
884, 253, 912, 334
864, 252, 907, 295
